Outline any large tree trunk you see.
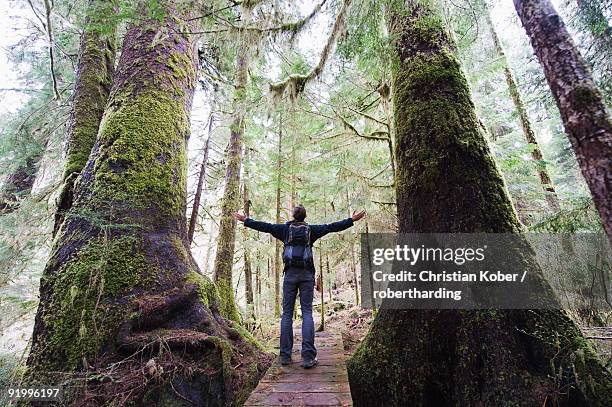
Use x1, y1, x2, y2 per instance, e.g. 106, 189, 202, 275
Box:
514, 0, 612, 240
485, 8, 560, 212
187, 90, 216, 244
26, 3, 270, 405
212, 3, 253, 322
53, 0, 116, 234
347, 1, 611, 406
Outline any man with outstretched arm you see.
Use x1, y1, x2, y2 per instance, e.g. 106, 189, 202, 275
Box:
233, 205, 366, 369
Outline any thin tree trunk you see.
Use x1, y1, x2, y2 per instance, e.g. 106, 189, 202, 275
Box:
364, 220, 376, 312
380, 84, 396, 182
203, 227, 214, 270
53, 0, 116, 234
267, 251, 272, 314
43, 0, 61, 100
188, 90, 216, 243
255, 248, 261, 318
317, 242, 325, 331
212, 2, 254, 322
346, 188, 359, 306
242, 148, 254, 322
514, 0, 612, 240
326, 255, 332, 304
273, 111, 283, 318
26, 3, 270, 404
485, 8, 560, 212
348, 1, 611, 405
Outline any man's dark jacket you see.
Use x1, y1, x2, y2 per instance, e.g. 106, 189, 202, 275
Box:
243, 217, 354, 273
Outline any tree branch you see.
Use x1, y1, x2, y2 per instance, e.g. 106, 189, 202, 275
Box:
43, 0, 61, 100
269, 0, 352, 100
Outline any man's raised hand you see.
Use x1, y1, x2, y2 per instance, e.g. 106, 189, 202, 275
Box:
233, 212, 247, 222
351, 210, 366, 222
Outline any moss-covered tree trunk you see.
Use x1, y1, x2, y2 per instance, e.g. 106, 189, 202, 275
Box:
53, 0, 116, 234
485, 8, 560, 212
514, 0, 612, 240
347, 1, 611, 405
212, 2, 253, 323
26, 3, 270, 405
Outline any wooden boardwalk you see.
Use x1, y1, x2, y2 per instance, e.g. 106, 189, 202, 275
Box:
244, 331, 353, 406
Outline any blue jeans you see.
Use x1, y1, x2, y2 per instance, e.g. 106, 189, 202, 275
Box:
280, 267, 316, 361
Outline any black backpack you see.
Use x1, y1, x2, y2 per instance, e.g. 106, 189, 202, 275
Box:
283, 222, 313, 268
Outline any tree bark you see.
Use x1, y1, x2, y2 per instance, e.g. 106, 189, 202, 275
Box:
26, 3, 270, 405
514, 0, 612, 240
347, 1, 611, 405
187, 90, 216, 243
485, 8, 561, 212
53, 0, 116, 234
212, 2, 253, 322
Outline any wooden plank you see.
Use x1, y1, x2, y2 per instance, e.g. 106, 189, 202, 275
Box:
260, 371, 349, 383
244, 391, 353, 406
245, 332, 353, 406
250, 382, 351, 393
280, 359, 346, 367
266, 366, 347, 376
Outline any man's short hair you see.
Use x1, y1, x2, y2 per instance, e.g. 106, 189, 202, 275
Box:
293, 205, 307, 222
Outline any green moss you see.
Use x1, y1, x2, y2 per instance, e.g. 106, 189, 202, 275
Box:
186, 270, 219, 308
215, 275, 241, 323
46, 235, 146, 369
91, 90, 189, 218
63, 29, 115, 181
231, 323, 266, 352
392, 46, 520, 232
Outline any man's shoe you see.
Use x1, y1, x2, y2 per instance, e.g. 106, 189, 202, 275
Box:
280, 356, 292, 366
302, 358, 318, 369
